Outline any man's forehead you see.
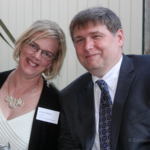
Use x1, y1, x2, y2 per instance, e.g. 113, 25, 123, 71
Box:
74, 21, 102, 31
73, 22, 107, 37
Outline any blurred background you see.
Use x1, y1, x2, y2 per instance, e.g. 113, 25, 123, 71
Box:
0, 0, 148, 90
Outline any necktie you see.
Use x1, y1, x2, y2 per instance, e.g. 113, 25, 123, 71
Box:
96, 80, 112, 150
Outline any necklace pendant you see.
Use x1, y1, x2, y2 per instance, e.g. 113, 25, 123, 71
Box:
17, 99, 24, 106
5, 95, 24, 109
5, 70, 40, 109
5, 96, 12, 102
9, 98, 17, 109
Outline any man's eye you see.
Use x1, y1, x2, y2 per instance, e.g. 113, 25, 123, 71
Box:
93, 35, 100, 38
76, 39, 83, 43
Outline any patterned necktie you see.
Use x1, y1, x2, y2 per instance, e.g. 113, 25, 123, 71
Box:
96, 80, 112, 150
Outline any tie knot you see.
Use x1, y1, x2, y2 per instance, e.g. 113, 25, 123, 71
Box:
96, 80, 108, 91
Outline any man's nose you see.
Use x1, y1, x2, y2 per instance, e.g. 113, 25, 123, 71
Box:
84, 38, 93, 51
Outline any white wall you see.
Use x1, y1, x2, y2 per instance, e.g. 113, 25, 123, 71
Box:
0, 0, 143, 90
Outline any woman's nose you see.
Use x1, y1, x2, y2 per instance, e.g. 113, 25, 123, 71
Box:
33, 49, 42, 60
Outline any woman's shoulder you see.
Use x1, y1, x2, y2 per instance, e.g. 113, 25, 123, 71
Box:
0, 69, 14, 88
43, 79, 59, 94
0, 69, 13, 77
40, 79, 60, 110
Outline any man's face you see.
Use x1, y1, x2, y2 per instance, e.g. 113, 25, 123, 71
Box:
73, 22, 124, 78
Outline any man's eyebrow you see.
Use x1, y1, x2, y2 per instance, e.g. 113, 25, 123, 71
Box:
74, 36, 83, 40
90, 31, 104, 35
74, 31, 104, 40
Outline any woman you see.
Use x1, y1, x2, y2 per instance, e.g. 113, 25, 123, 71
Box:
0, 20, 66, 150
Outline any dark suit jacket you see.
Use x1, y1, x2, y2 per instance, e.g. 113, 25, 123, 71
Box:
0, 70, 60, 150
58, 54, 150, 150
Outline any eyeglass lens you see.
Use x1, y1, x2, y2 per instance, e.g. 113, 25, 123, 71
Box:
27, 40, 55, 61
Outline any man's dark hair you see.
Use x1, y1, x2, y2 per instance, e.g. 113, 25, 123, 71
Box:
69, 7, 122, 41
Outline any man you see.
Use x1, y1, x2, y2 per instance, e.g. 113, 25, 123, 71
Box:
58, 7, 150, 150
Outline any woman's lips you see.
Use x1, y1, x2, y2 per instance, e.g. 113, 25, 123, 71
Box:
27, 59, 38, 67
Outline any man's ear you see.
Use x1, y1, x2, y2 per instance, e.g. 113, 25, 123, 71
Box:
117, 29, 124, 47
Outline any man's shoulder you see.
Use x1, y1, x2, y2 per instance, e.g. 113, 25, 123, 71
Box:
125, 54, 150, 72
61, 72, 92, 94
126, 54, 150, 63
125, 54, 150, 66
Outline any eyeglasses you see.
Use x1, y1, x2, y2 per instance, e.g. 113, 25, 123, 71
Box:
26, 39, 55, 61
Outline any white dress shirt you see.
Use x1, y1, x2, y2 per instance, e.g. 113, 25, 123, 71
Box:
92, 56, 123, 150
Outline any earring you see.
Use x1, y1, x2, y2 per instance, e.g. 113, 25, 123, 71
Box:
47, 80, 50, 88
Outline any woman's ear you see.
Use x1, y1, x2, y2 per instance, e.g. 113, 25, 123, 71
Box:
18, 51, 21, 57
19, 42, 24, 55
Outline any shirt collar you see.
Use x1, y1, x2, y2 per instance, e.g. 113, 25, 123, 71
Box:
92, 55, 123, 90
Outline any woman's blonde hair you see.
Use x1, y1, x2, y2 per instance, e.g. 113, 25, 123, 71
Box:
13, 20, 66, 80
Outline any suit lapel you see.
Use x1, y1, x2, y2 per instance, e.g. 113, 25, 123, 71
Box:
111, 54, 136, 150
78, 80, 96, 150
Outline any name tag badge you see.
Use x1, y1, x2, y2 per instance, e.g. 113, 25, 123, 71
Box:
36, 107, 60, 124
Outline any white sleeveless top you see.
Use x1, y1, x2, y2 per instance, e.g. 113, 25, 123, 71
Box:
0, 108, 35, 150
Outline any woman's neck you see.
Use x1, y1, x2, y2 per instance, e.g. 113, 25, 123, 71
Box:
10, 68, 42, 93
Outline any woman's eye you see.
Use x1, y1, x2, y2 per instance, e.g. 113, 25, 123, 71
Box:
31, 44, 36, 48
43, 52, 51, 58
45, 53, 50, 56
29, 43, 37, 49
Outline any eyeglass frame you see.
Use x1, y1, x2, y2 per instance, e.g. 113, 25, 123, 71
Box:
26, 39, 56, 61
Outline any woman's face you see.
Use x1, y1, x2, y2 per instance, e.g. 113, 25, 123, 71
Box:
18, 35, 59, 78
